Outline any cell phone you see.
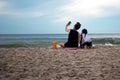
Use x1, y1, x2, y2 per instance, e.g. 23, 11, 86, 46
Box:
66, 21, 71, 26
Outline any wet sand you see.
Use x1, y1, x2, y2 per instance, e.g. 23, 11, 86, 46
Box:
0, 46, 120, 80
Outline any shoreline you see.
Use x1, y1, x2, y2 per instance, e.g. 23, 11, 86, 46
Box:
0, 43, 120, 48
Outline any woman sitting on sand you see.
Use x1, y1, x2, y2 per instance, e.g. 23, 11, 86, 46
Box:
80, 28, 92, 48
60, 21, 81, 48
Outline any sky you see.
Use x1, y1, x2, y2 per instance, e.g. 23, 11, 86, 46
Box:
0, 0, 120, 34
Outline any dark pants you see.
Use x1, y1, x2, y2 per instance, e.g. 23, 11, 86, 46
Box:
65, 42, 78, 48
80, 42, 92, 48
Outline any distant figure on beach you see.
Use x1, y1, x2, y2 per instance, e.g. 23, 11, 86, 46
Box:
80, 28, 92, 48
60, 21, 81, 48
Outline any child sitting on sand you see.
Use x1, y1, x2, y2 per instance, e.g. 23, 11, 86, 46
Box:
80, 28, 92, 48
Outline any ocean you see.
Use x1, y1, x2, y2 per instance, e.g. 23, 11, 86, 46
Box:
0, 34, 120, 47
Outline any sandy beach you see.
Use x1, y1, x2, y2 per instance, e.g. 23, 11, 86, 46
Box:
0, 46, 120, 80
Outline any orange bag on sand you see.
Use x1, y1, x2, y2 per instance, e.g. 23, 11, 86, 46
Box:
53, 41, 57, 49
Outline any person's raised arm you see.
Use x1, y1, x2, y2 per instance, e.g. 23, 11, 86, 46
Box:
65, 21, 71, 33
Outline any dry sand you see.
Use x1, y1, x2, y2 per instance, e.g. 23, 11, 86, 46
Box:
0, 46, 120, 80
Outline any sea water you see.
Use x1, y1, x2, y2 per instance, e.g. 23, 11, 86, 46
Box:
0, 34, 120, 47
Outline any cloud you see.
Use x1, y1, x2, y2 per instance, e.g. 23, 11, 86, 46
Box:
1, 0, 120, 21
0, 1, 44, 18
55, 0, 120, 22
0, 11, 44, 18
0, 0, 9, 10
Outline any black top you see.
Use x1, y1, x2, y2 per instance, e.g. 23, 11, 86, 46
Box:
65, 29, 79, 47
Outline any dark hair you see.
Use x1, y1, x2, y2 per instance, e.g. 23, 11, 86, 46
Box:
74, 22, 81, 30
82, 28, 88, 34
